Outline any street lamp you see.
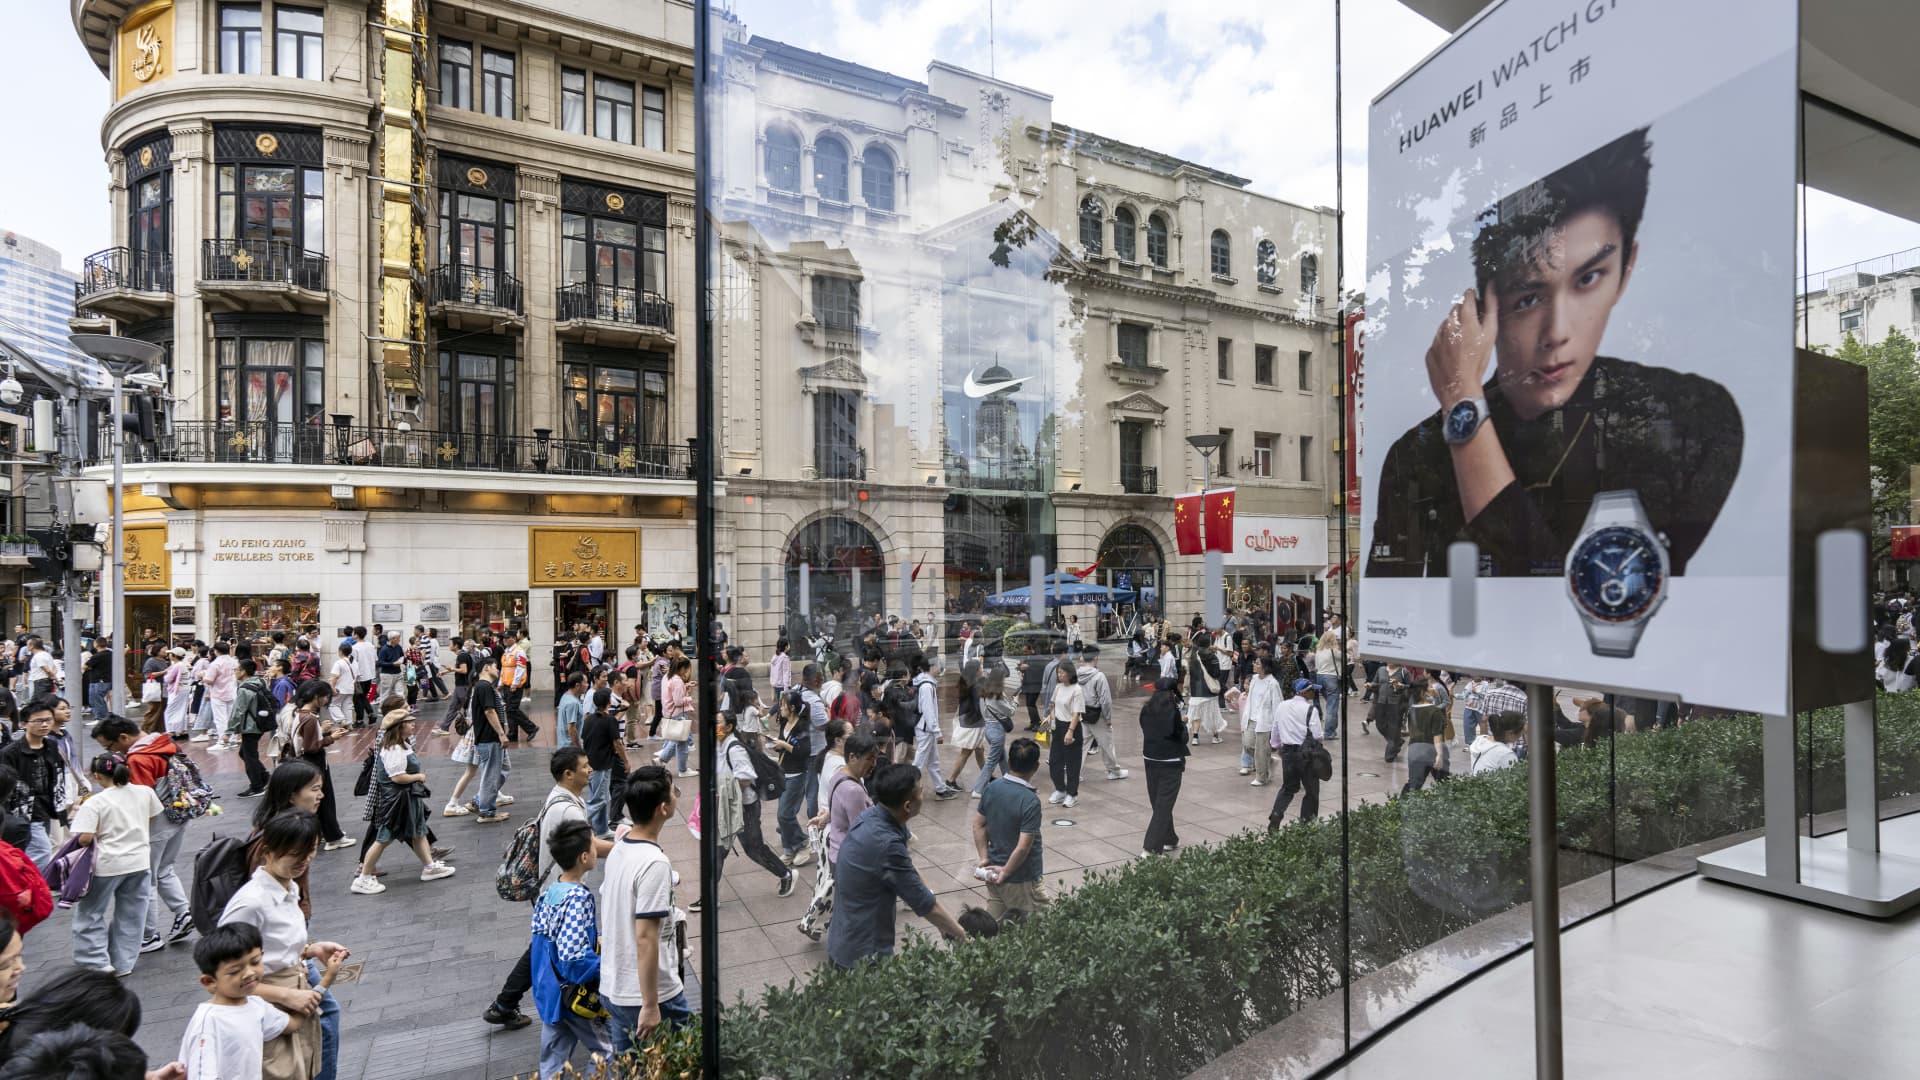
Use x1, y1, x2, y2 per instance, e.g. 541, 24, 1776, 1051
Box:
70, 334, 163, 718
1186, 432, 1228, 627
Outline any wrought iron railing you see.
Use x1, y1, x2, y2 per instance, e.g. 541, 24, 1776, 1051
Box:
555, 282, 673, 330
817, 446, 865, 480
429, 264, 524, 313
1121, 464, 1158, 494
75, 247, 173, 300
201, 238, 328, 291
106, 420, 693, 480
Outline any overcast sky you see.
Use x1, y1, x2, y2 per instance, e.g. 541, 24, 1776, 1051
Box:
5, 0, 1918, 283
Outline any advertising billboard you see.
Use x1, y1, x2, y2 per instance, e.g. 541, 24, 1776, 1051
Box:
1360, 0, 1797, 713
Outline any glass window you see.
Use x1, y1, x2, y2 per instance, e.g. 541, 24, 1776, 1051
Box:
1840, 306, 1864, 333
1300, 252, 1319, 299
1298, 434, 1314, 481
814, 388, 861, 479
1254, 344, 1275, 385
1298, 350, 1313, 390
1217, 429, 1233, 477
1216, 338, 1232, 381
1118, 322, 1149, 367
437, 348, 515, 439
861, 146, 895, 211
219, 4, 263, 74
642, 86, 666, 149
214, 331, 326, 462
595, 76, 635, 143
438, 189, 516, 277
561, 68, 586, 134
439, 39, 472, 110
814, 137, 850, 202
812, 275, 859, 330
1147, 213, 1169, 268
1210, 229, 1231, 276
1256, 239, 1278, 286
217, 162, 324, 254
765, 128, 801, 191
643, 225, 667, 297
1113, 206, 1137, 262
1253, 433, 1276, 477
274, 7, 323, 80
561, 352, 668, 449
481, 48, 516, 119
1079, 196, 1104, 254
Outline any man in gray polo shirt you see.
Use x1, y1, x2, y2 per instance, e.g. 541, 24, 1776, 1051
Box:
973, 737, 1050, 918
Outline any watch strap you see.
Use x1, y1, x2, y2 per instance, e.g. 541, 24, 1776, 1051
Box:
1582, 619, 1646, 659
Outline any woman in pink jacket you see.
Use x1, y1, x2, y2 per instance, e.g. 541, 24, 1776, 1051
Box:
652, 657, 695, 776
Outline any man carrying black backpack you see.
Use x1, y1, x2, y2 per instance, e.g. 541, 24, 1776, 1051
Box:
228, 659, 274, 798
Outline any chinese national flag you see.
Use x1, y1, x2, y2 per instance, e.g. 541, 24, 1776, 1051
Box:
1204, 489, 1236, 553
1174, 494, 1204, 555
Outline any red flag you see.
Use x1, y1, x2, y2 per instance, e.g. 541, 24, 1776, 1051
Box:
1204, 489, 1236, 553
1070, 560, 1101, 580
1174, 494, 1203, 555
910, 552, 928, 581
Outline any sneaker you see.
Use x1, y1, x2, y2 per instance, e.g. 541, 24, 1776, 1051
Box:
476, 812, 511, 824
139, 934, 167, 955
236, 787, 265, 799
496, 795, 515, 806
1063, 795, 1077, 809
1190, 735, 1200, 745
1250, 779, 1269, 787
322, 838, 358, 851
790, 847, 812, 867
933, 787, 959, 801
482, 1003, 533, 1030
1211, 736, 1222, 744
166, 911, 195, 944
431, 844, 455, 860
777, 873, 796, 898
1107, 769, 1130, 781
190, 733, 213, 742
421, 861, 457, 882
1238, 768, 1253, 776
678, 769, 698, 778
970, 790, 982, 799
1048, 791, 1067, 805
442, 804, 471, 817
349, 874, 386, 895
688, 896, 704, 914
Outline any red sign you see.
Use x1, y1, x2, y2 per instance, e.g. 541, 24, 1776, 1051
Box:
1174, 494, 1203, 555
1175, 490, 1236, 555
1344, 308, 1364, 516
1204, 489, 1236, 554
1894, 526, 1920, 561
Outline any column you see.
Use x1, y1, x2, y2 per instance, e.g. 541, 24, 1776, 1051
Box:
324, 129, 371, 422
519, 168, 562, 435
168, 122, 211, 424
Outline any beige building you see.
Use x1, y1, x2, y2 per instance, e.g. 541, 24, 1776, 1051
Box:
70, 0, 701, 661
712, 23, 1343, 655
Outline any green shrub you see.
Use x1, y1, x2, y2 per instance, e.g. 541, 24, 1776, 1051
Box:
717, 697, 1920, 1079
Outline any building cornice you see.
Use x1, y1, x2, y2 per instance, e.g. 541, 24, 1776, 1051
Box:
103, 77, 375, 154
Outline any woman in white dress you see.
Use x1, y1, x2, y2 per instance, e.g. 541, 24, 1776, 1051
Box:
948, 659, 987, 791
162, 647, 193, 735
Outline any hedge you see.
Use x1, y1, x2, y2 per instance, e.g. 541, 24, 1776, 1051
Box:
700, 696, 1920, 1080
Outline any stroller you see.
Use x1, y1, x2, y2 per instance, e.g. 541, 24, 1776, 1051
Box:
794, 823, 835, 941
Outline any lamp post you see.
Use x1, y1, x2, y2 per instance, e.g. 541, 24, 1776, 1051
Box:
70, 334, 163, 718
1186, 432, 1227, 627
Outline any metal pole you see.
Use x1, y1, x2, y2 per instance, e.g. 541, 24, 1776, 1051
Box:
1526, 681, 1564, 1080
110, 376, 126, 715
692, 2, 719, 1073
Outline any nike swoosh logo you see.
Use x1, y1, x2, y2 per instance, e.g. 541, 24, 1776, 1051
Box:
962, 371, 1032, 398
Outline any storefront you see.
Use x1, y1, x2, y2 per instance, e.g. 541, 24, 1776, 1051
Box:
1224, 514, 1331, 642
531, 526, 639, 645
214, 595, 321, 638
121, 522, 173, 645
459, 591, 527, 637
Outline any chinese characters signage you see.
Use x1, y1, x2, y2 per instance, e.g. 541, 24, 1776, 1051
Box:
529, 528, 641, 587
122, 524, 170, 592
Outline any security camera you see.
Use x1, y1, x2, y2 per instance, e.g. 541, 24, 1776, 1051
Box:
0, 377, 23, 407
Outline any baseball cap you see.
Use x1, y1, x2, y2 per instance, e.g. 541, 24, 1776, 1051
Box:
1292, 678, 1315, 694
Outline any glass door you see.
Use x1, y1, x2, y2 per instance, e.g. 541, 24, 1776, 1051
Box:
130, 173, 169, 290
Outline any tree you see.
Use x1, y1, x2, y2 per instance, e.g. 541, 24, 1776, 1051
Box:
1834, 328, 1920, 574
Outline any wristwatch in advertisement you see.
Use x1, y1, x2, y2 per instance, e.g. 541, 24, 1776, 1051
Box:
1442, 397, 1490, 445
1564, 490, 1669, 659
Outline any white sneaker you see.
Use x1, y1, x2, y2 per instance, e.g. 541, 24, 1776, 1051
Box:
1211, 736, 1222, 744
421, 862, 457, 882
190, 733, 213, 742
1250, 779, 1269, 787
1048, 791, 1066, 805
322, 838, 358, 851
1062, 795, 1077, 809
970, 790, 982, 799
1107, 769, 1130, 781
1238, 768, 1252, 776
496, 795, 515, 806
349, 875, 386, 895
442, 803, 471, 817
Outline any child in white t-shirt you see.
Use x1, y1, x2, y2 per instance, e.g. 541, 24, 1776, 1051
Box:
181, 922, 328, 1080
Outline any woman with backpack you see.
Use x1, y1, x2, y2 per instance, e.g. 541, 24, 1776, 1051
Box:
350, 707, 456, 896
88, 716, 195, 955
284, 680, 351, 851
68, 752, 163, 976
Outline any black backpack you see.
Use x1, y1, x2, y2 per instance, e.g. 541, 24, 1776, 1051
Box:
191, 834, 254, 934
740, 741, 785, 802
248, 684, 276, 733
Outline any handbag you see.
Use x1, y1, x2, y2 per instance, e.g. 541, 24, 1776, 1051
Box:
450, 733, 476, 765
544, 891, 610, 1020
140, 678, 164, 704
659, 710, 692, 744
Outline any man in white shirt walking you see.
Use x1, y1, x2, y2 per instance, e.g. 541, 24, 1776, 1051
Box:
1074, 653, 1127, 781
350, 627, 379, 728
1267, 679, 1325, 828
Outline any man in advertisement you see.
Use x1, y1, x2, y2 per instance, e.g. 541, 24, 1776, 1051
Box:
1365, 128, 1743, 581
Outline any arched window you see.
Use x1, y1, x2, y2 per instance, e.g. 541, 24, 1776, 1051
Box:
1113, 206, 1137, 262
813, 136, 850, 202
1210, 229, 1231, 276
861, 145, 896, 211
1097, 523, 1166, 617
1146, 213, 1170, 269
1079, 196, 1104, 254
1299, 252, 1320, 300
765, 127, 800, 192
1256, 239, 1278, 287
785, 516, 885, 643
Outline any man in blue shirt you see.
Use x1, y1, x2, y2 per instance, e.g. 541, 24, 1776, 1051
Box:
826, 763, 966, 969
555, 671, 588, 749
973, 737, 1049, 918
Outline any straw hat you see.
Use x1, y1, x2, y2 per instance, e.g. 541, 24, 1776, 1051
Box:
380, 708, 412, 732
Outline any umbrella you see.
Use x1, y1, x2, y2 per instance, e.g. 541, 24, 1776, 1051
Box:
984, 579, 1137, 609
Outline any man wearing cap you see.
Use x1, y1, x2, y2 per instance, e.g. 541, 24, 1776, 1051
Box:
376, 630, 405, 705
1267, 679, 1325, 829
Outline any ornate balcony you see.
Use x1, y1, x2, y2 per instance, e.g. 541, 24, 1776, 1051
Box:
429, 264, 525, 331
199, 239, 328, 313
554, 282, 675, 347
1121, 464, 1158, 495
73, 247, 173, 321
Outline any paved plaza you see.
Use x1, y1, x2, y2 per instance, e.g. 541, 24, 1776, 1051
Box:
23, 671, 1582, 1079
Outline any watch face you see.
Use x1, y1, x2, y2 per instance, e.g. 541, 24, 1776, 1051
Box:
1567, 526, 1665, 622
1444, 400, 1481, 443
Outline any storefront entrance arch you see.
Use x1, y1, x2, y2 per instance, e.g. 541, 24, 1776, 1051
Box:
784, 515, 886, 647
1096, 521, 1166, 632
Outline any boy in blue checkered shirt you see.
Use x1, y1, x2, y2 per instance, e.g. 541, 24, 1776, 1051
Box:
530, 818, 610, 1078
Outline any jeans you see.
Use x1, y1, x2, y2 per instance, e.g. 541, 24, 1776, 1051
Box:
606, 992, 692, 1058
87, 681, 109, 720
971, 718, 1007, 796
473, 742, 506, 815
238, 731, 269, 792
540, 1009, 611, 1080
1082, 707, 1123, 775
1317, 674, 1343, 737
655, 737, 689, 773
1271, 745, 1320, 823
777, 772, 807, 857
586, 769, 612, 835
803, 750, 825, 819
1143, 762, 1183, 853
306, 959, 341, 1080
1047, 719, 1083, 797
1403, 741, 1445, 793
912, 728, 949, 795
144, 815, 190, 936
72, 869, 150, 974
718, 798, 789, 883
25, 821, 50, 875
1461, 707, 1483, 746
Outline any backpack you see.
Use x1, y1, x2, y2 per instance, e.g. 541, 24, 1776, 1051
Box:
266, 703, 301, 762
246, 683, 276, 734
0, 839, 51, 933
155, 752, 215, 824
190, 834, 253, 934
742, 740, 785, 802
496, 792, 570, 903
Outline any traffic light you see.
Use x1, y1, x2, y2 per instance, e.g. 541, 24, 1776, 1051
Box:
120, 395, 156, 442
24, 527, 70, 584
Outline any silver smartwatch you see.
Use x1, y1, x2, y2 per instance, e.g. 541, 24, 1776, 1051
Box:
1563, 490, 1669, 659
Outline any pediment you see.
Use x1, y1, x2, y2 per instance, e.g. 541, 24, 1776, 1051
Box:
800, 353, 868, 389
1106, 391, 1168, 416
